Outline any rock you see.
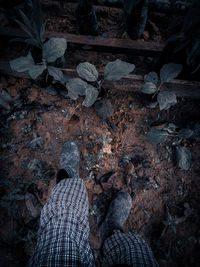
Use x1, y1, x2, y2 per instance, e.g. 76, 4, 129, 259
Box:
94, 98, 114, 119
143, 31, 149, 40
45, 85, 58, 96
176, 146, 191, 170
25, 192, 41, 218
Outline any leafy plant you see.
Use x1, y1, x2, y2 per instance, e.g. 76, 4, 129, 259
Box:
11, 0, 46, 48
162, 207, 179, 235
0, 85, 18, 110
9, 0, 67, 84
124, 0, 149, 39
167, 0, 200, 73
141, 63, 183, 110
10, 38, 67, 83
65, 59, 135, 107
146, 123, 193, 170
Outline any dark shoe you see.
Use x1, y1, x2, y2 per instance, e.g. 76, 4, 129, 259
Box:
99, 191, 132, 244
56, 141, 80, 183
56, 169, 69, 184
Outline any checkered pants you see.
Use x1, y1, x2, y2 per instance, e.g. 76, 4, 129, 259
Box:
28, 178, 158, 267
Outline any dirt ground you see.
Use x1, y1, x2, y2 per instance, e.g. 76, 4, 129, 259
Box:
0, 1, 200, 267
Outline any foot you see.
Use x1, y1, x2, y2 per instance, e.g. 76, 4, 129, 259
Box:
99, 191, 132, 244
56, 141, 80, 183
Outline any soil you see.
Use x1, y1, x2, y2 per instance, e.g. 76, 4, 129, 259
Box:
0, 1, 199, 267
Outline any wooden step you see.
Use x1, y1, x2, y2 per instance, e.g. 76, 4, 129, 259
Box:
0, 27, 164, 57
1, 60, 200, 99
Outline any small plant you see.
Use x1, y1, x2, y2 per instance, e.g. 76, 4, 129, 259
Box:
65, 59, 135, 107
141, 63, 183, 110
75, 0, 98, 36
13, 0, 45, 48
0, 84, 18, 110
124, 0, 149, 39
167, 0, 200, 73
162, 207, 179, 235
10, 39, 67, 83
9, 0, 67, 84
146, 123, 195, 170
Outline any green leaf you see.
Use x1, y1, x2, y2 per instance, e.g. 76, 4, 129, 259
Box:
144, 71, 158, 84
32, 0, 43, 37
178, 128, 194, 139
19, 9, 35, 37
43, 38, 67, 63
157, 91, 177, 110
176, 146, 191, 170
15, 19, 35, 40
124, 0, 141, 14
147, 129, 169, 144
160, 63, 183, 83
48, 66, 63, 82
104, 59, 135, 81
66, 78, 87, 98
10, 53, 34, 72
40, 22, 46, 43
77, 62, 99, 82
29, 64, 46, 79
141, 82, 157, 94
67, 90, 79, 100
82, 85, 99, 107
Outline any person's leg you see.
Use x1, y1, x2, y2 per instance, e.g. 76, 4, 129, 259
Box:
100, 191, 159, 267
28, 142, 95, 267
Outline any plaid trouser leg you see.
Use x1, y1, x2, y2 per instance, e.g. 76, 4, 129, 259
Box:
102, 230, 159, 267
28, 178, 95, 267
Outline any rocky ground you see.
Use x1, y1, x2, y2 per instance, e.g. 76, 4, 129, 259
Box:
0, 1, 199, 266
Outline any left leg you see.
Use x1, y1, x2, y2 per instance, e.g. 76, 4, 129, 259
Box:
28, 142, 95, 267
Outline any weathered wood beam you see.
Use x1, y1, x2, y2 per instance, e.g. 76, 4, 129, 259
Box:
1, 60, 200, 99
0, 27, 164, 56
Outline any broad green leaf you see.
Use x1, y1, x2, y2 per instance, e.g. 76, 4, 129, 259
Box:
67, 90, 79, 100
29, 64, 46, 79
48, 66, 64, 82
77, 62, 98, 82
62, 74, 70, 83
176, 146, 191, 170
43, 38, 67, 63
160, 63, 183, 83
66, 78, 87, 97
157, 91, 177, 110
147, 129, 169, 144
178, 128, 194, 139
66, 78, 88, 100
82, 85, 99, 107
104, 59, 135, 81
144, 71, 158, 84
141, 82, 157, 94
10, 53, 34, 72
94, 98, 114, 119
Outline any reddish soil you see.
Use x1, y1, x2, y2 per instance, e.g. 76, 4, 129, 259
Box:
0, 1, 199, 267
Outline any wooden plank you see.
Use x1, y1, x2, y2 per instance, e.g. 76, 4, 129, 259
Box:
0, 27, 164, 56
1, 60, 200, 99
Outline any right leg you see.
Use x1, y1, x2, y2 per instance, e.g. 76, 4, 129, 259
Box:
102, 230, 158, 267
99, 191, 159, 267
